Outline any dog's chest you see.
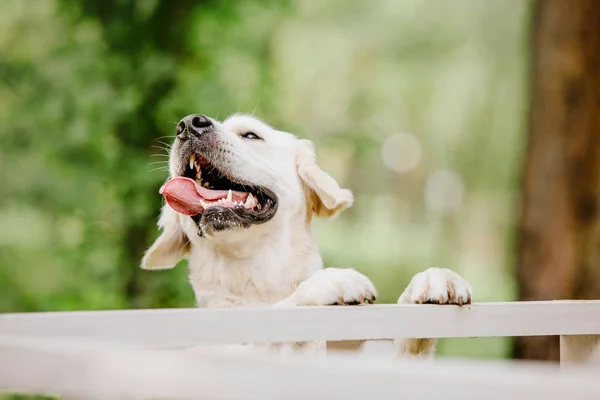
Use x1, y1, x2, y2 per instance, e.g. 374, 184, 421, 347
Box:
186, 251, 307, 307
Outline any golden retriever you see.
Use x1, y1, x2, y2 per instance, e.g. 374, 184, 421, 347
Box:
141, 113, 472, 358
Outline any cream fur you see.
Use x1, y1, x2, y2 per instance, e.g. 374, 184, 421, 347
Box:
142, 114, 473, 358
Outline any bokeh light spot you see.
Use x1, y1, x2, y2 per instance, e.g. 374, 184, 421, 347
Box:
381, 132, 422, 173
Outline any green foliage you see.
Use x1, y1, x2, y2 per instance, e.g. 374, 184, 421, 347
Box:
0, 1, 531, 395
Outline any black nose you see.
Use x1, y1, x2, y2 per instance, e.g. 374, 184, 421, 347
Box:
177, 114, 213, 136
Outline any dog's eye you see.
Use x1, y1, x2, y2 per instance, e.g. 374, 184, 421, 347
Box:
240, 132, 261, 140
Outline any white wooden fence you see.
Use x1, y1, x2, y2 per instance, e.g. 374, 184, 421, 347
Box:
1, 300, 600, 399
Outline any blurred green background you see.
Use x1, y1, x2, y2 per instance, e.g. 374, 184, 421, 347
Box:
0, 0, 532, 384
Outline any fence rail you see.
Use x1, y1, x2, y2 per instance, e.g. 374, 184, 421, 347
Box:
1, 334, 600, 400
1, 301, 600, 345
1, 300, 600, 399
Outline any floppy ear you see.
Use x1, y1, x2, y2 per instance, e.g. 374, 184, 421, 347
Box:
295, 139, 354, 219
141, 204, 189, 270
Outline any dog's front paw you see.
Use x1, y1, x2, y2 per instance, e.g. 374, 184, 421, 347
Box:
291, 268, 377, 306
398, 267, 472, 306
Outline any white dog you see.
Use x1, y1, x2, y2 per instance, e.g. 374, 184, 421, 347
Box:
141, 113, 472, 358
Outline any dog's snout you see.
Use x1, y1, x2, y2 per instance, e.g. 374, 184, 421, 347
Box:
178, 114, 213, 136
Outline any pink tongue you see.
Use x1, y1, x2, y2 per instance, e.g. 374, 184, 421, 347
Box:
159, 177, 247, 216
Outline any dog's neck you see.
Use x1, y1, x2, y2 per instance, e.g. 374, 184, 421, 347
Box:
182, 209, 323, 307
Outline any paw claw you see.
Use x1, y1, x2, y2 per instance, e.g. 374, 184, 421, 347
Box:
291, 268, 377, 307
400, 267, 473, 307
364, 295, 375, 304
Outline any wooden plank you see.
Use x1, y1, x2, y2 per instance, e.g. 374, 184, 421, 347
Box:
1, 335, 600, 400
326, 340, 393, 355
326, 339, 365, 352
560, 335, 600, 366
1, 301, 599, 346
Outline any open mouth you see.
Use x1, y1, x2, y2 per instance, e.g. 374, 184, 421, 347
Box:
160, 153, 277, 217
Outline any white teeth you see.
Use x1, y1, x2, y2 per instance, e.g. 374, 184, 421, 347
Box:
189, 154, 196, 170
199, 199, 210, 209
198, 193, 258, 210
244, 193, 257, 209
203, 182, 210, 188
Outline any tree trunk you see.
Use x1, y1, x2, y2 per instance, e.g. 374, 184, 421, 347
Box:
515, 0, 600, 361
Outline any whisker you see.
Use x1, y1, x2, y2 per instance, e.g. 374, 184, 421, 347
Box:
154, 141, 172, 148
148, 166, 170, 173
154, 135, 176, 141
148, 161, 169, 166
150, 154, 170, 158
251, 102, 260, 116
151, 145, 171, 152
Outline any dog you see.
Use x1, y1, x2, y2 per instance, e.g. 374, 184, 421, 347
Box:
141, 113, 472, 358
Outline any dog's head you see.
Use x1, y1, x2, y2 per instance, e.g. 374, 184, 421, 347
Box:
141, 114, 353, 269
